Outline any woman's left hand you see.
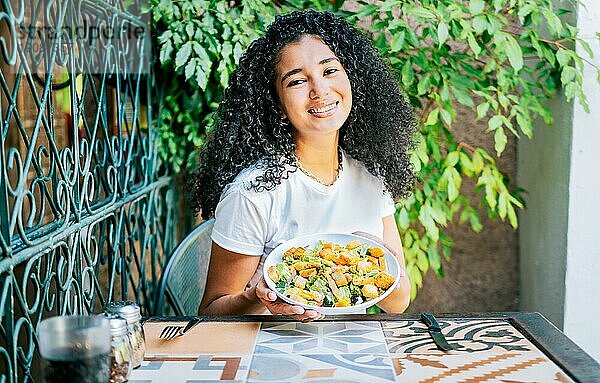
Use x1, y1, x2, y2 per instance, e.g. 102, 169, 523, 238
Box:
255, 278, 326, 322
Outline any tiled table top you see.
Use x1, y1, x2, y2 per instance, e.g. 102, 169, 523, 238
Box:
130, 315, 582, 383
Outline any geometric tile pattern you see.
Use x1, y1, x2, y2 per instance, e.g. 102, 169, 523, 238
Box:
247, 353, 395, 382
130, 319, 574, 382
391, 352, 573, 382
130, 354, 251, 383
382, 319, 537, 354
255, 321, 387, 354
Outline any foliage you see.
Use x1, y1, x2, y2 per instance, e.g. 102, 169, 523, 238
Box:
150, 0, 277, 172
150, 0, 599, 298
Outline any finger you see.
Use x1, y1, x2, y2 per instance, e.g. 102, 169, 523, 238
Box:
295, 312, 322, 323
264, 300, 305, 316
255, 280, 277, 302
295, 310, 322, 322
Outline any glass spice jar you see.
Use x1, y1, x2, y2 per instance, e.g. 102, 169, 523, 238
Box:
104, 301, 146, 368
100, 313, 133, 383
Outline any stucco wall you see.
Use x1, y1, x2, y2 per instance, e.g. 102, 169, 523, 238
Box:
516, 94, 572, 328
563, 0, 600, 362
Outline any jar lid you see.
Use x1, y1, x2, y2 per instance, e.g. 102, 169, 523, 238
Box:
99, 313, 129, 336
104, 301, 141, 325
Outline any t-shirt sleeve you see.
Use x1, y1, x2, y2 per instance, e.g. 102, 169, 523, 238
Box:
211, 188, 267, 256
382, 190, 396, 217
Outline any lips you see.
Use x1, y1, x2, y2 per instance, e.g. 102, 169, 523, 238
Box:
307, 101, 339, 116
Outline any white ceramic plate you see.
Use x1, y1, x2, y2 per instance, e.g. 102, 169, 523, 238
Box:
263, 233, 400, 315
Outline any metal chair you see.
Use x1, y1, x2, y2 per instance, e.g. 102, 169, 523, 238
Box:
154, 219, 214, 316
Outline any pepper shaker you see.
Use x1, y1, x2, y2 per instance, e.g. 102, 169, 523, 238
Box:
99, 313, 133, 383
104, 301, 146, 368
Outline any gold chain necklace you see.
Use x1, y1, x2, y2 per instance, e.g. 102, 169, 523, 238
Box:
295, 147, 343, 186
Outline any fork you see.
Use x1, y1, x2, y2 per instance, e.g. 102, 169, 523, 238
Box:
159, 318, 201, 340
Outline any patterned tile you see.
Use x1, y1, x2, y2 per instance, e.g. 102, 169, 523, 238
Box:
144, 322, 261, 355
256, 321, 386, 354
137, 319, 575, 382
129, 354, 251, 383
383, 319, 536, 354
247, 353, 395, 382
390, 351, 575, 382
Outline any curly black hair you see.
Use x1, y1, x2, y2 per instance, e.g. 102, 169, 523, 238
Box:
190, 10, 416, 219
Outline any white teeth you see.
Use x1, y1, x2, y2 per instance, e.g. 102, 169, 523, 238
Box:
309, 102, 336, 114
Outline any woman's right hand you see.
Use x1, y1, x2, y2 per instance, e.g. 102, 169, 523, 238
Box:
254, 278, 325, 322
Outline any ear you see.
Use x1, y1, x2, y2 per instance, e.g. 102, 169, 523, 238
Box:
279, 105, 288, 120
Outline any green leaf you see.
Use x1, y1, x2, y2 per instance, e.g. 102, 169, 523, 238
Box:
410, 151, 421, 172
408, 265, 422, 296
516, 113, 532, 138
440, 82, 451, 101
488, 115, 503, 131
476, 102, 490, 119
417, 75, 431, 95
578, 38, 594, 60
184, 59, 196, 80
472, 151, 483, 173
391, 31, 406, 52
416, 136, 429, 165
401, 60, 415, 87
467, 33, 482, 56
439, 108, 452, 126
419, 203, 440, 241
498, 192, 507, 219
437, 22, 449, 45
398, 208, 410, 230
195, 66, 208, 90
407, 6, 435, 19
416, 249, 429, 273
459, 152, 474, 174
561, 66, 576, 86
469, 0, 485, 15
425, 109, 439, 126
193, 42, 212, 70
453, 87, 474, 107
556, 49, 571, 67
427, 246, 441, 272
233, 42, 243, 64
185, 23, 194, 38
504, 35, 523, 71
160, 38, 174, 63
445, 151, 459, 167
447, 170, 458, 202
507, 202, 518, 228
174, 41, 192, 70
472, 15, 487, 34
494, 127, 508, 155
565, 82, 577, 100
542, 9, 564, 36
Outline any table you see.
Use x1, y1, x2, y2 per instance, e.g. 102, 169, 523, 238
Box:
131, 312, 599, 383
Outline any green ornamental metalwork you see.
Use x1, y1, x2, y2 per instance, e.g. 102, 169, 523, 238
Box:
0, 0, 177, 381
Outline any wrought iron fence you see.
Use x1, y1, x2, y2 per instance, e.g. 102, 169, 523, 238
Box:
0, 0, 179, 381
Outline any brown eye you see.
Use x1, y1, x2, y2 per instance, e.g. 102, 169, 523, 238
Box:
287, 79, 305, 87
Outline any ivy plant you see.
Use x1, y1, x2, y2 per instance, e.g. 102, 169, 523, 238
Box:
150, 0, 599, 299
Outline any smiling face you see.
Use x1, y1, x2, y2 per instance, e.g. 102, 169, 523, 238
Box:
275, 35, 352, 140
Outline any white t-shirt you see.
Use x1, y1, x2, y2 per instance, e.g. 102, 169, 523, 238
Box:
211, 150, 396, 286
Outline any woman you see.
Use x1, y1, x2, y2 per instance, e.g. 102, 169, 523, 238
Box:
191, 10, 416, 322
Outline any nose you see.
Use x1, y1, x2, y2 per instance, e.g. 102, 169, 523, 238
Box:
309, 78, 329, 99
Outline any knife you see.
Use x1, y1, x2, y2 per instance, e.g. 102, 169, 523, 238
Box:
421, 312, 454, 351
181, 317, 202, 335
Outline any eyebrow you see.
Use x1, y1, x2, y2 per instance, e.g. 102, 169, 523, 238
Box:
280, 57, 340, 84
